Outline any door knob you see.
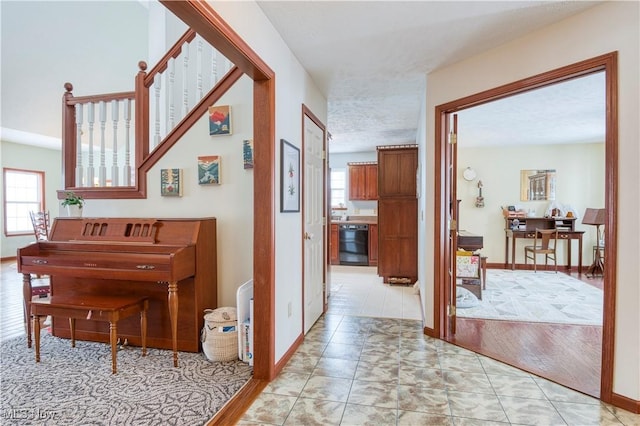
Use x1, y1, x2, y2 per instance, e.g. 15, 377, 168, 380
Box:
304, 232, 313, 240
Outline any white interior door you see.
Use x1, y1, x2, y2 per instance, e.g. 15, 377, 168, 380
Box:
303, 113, 325, 333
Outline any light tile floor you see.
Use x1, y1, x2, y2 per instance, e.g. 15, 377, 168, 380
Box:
239, 266, 640, 426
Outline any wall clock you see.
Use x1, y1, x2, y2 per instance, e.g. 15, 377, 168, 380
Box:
463, 167, 476, 181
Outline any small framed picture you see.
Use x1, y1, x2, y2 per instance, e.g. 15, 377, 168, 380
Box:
280, 139, 300, 212
208, 105, 232, 136
243, 139, 254, 169
198, 155, 221, 185
160, 168, 183, 196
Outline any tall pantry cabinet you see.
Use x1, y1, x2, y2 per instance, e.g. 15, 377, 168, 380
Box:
377, 145, 418, 284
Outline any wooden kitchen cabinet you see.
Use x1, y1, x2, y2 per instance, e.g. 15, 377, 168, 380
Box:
348, 162, 378, 200
377, 149, 417, 198
377, 145, 418, 284
368, 224, 378, 266
330, 223, 340, 265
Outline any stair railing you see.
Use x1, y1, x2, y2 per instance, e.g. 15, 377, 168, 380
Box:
61, 28, 236, 199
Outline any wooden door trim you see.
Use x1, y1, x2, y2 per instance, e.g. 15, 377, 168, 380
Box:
163, 0, 277, 381
434, 52, 618, 404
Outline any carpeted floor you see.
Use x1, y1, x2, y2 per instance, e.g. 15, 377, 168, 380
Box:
456, 269, 603, 325
0, 333, 252, 425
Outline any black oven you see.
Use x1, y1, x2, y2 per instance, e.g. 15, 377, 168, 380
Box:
339, 224, 369, 266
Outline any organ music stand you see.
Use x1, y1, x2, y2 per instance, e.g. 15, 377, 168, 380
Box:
582, 208, 605, 277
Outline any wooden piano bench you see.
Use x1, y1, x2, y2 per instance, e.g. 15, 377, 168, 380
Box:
31, 295, 148, 374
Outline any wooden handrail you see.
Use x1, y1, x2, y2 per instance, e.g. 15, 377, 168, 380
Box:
60, 25, 239, 201
64, 91, 135, 106
144, 29, 197, 86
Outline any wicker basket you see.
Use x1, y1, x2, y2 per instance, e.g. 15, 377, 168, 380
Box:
201, 308, 238, 362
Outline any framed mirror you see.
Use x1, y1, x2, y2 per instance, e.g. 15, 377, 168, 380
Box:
520, 169, 556, 201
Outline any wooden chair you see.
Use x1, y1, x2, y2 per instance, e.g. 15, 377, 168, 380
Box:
29, 211, 50, 241
28, 211, 51, 294
524, 228, 558, 272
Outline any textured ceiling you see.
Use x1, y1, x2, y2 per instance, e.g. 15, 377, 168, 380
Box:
1, 1, 605, 153
257, 1, 605, 153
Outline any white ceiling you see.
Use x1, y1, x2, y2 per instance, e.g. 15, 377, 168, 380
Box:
1, 1, 605, 153
257, 1, 605, 153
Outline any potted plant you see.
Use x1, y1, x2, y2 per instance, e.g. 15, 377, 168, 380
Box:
61, 191, 84, 217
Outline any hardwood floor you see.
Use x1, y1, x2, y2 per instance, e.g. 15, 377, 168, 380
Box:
450, 270, 604, 398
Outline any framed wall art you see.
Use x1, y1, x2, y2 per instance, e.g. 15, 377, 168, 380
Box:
198, 155, 221, 185
243, 139, 254, 169
208, 105, 232, 136
280, 139, 300, 212
160, 168, 183, 196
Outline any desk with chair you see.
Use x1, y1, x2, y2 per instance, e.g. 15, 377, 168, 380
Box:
504, 217, 584, 272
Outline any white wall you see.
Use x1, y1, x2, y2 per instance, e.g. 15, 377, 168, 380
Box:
1, 0, 327, 369
422, 1, 639, 400
0, 142, 62, 257
0, 1, 148, 139
81, 76, 254, 308
458, 142, 605, 266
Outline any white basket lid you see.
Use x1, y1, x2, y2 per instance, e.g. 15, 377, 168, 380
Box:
204, 307, 237, 322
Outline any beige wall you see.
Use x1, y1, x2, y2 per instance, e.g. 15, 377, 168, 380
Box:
422, 1, 639, 400
0, 142, 62, 257
81, 77, 255, 310
458, 142, 605, 265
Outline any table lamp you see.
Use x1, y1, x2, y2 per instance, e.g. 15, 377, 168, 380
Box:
582, 208, 605, 277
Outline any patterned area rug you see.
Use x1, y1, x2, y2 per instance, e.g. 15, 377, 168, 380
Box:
456, 269, 603, 325
0, 333, 252, 425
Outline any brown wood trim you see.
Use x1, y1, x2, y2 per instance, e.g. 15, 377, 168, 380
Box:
144, 29, 197, 84
435, 52, 619, 406
433, 111, 447, 338
163, 0, 278, 384
600, 51, 618, 404
205, 378, 269, 425
135, 63, 150, 169
139, 66, 244, 173
64, 91, 135, 105
610, 392, 640, 415
160, 0, 274, 81
0, 256, 17, 262
423, 326, 437, 338
62, 85, 76, 190
253, 77, 276, 381
275, 333, 304, 374
56, 187, 144, 201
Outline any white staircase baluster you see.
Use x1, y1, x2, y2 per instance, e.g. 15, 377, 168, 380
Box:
123, 99, 132, 186
211, 46, 218, 86
111, 100, 119, 187
99, 101, 107, 187
168, 58, 175, 129
197, 38, 203, 100
87, 103, 95, 187
153, 74, 162, 148
182, 41, 190, 117
74, 103, 84, 187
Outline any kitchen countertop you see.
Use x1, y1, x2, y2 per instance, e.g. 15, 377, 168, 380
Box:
331, 215, 377, 225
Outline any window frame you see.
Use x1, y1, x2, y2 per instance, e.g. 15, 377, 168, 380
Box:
330, 168, 346, 208
3, 167, 46, 237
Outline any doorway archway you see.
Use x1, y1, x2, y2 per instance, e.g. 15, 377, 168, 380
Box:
434, 52, 618, 403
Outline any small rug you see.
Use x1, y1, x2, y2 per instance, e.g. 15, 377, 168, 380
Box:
456, 269, 603, 325
0, 333, 252, 425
